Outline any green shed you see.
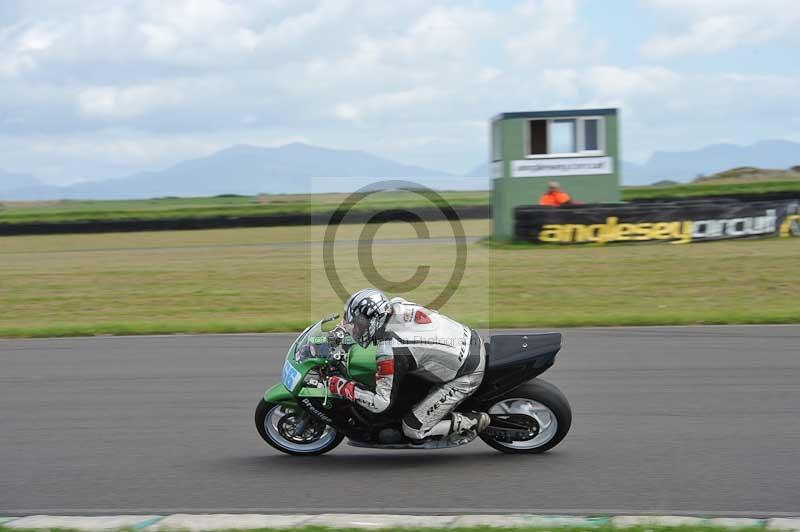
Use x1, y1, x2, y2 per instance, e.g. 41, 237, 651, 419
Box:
490, 108, 621, 240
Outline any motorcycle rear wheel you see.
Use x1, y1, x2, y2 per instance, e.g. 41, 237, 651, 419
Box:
255, 399, 344, 456
479, 378, 571, 454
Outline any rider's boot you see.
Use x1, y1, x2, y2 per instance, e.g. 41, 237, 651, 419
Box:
405, 411, 489, 447
451, 411, 491, 435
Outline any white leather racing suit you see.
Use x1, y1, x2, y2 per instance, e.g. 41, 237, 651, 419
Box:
351, 298, 486, 440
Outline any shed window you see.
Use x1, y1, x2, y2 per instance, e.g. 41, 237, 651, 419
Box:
528, 120, 547, 155
527, 116, 605, 157
584, 119, 599, 151
550, 119, 576, 154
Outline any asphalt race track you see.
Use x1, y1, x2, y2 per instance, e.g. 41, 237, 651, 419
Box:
1, 326, 798, 516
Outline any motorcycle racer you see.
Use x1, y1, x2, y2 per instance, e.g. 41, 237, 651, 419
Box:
326, 288, 490, 442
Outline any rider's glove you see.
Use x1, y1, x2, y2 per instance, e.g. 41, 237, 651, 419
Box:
327, 375, 356, 402
327, 325, 348, 347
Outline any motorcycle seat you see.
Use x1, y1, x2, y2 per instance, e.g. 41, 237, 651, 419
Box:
485, 333, 562, 370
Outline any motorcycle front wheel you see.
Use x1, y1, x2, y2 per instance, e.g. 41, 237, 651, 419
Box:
255, 399, 344, 456
479, 378, 572, 454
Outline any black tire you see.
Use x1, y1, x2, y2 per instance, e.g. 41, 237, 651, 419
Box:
479, 378, 572, 454
255, 398, 344, 456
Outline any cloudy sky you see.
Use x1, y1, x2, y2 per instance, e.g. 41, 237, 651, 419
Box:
1, 0, 798, 184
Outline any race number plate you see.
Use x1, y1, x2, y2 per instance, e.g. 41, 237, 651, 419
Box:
282, 359, 302, 392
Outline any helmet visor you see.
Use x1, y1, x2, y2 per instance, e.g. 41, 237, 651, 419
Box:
347, 314, 372, 347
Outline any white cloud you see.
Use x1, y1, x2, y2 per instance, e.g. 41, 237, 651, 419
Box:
0, 0, 797, 183
505, 0, 599, 66
304, 4, 497, 92
139, 23, 181, 56
77, 84, 185, 119
587, 66, 681, 97
332, 87, 446, 122
331, 103, 359, 122
0, 1, 307, 74
0, 53, 34, 77
16, 24, 59, 52
641, 0, 800, 58
478, 67, 501, 83
0, 20, 59, 77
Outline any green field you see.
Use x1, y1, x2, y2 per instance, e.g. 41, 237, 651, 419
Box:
621, 179, 800, 200
1, 179, 799, 225
1, 220, 797, 338
0, 191, 489, 224
0, 526, 771, 532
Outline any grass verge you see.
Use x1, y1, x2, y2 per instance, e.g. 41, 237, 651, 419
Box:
621, 179, 800, 200
0, 527, 772, 532
0, 191, 489, 224
1, 222, 798, 338
3, 310, 799, 339
2, 179, 799, 226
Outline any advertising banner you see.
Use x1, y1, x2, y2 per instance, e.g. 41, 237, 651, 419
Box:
510, 156, 613, 178
514, 199, 800, 244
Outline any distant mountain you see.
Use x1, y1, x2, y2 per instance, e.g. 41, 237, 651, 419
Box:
3, 143, 485, 200
463, 161, 490, 178
624, 140, 800, 185
5, 139, 798, 199
0, 169, 41, 194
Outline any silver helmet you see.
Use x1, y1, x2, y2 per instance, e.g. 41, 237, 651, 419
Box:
343, 288, 391, 347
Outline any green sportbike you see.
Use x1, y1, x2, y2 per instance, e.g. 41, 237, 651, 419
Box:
256, 315, 571, 455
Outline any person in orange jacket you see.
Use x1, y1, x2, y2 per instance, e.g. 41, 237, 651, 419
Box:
539, 180, 574, 207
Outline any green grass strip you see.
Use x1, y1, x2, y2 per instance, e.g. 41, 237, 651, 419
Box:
2, 180, 799, 226
622, 179, 800, 200
2, 308, 799, 339
0, 525, 770, 532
